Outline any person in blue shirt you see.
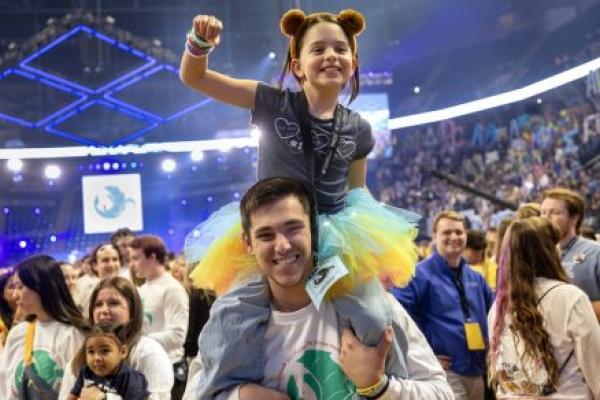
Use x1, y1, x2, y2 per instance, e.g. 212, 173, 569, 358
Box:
392, 211, 494, 400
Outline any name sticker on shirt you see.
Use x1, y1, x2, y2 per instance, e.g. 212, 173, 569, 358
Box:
305, 255, 348, 309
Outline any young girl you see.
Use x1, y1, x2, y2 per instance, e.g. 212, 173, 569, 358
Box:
180, 8, 419, 397
488, 217, 600, 398
68, 324, 149, 400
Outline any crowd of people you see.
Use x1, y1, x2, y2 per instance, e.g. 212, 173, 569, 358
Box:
2, 5, 600, 400
373, 98, 600, 233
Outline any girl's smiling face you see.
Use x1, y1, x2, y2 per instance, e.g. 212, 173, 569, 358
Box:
292, 22, 356, 93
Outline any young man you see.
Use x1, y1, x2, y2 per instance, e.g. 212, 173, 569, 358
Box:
129, 235, 189, 400
111, 227, 136, 281
541, 187, 600, 320
184, 177, 453, 400
393, 211, 494, 400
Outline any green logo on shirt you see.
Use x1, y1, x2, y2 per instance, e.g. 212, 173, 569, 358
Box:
15, 350, 63, 390
286, 349, 355, 400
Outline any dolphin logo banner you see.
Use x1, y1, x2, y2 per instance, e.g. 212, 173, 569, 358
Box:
82, 174, 143, 234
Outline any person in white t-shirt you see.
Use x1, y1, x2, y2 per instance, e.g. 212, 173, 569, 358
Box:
488, 217, 600, 399
130, 235, 189, 400
0, 255, 88, 399
58, 276, 174, 400
185, 177, 453, 400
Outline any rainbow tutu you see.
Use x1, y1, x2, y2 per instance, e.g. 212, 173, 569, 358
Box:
185, 189, 420, 297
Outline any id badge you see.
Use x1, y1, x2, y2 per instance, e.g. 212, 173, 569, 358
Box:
305, 255, 348, 309
464, 321, 485, 351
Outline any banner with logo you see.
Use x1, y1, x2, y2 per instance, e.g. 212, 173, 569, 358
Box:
82, 174, 143, 234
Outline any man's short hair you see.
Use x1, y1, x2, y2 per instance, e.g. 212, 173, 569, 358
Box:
542, 187, 585, 232
466, 230, 487, 251
432, 211, 465, 234
240, 177, 315, 237
129, 235, 167, 265
110, 228, 136, 246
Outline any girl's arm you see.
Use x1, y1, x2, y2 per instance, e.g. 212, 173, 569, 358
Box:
179, 15, 258, 110
348, 158, 368, 189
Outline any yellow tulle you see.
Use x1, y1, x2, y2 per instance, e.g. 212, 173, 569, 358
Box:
189, 214, 418, 298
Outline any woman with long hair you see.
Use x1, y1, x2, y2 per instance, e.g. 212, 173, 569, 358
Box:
58, 276, 173, 400
0, 255, 88, 398
488, 217, 600, 398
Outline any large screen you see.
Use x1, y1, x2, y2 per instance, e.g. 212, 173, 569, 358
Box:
82, 174, 143, 234
352, 93, 392, 159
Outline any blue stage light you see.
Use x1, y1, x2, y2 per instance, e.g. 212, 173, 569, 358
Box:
19, 240, 27, 249
3, 207, 9, 215
103, 162, 111, 170
130, 162, 138, 169
103, 64, 213, 121
34, 207, 41, 215
50, 235, 57, 243
112, 162, 120, 170
45, 99, 158, 146
20, 25, 155, 94
0, 68, 88, 128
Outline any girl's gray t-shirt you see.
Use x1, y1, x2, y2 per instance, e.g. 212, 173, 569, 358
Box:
251, 83, 375, 214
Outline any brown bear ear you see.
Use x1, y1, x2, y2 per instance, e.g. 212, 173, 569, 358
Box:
280, 9, 306, 38
337, 9, 365, 36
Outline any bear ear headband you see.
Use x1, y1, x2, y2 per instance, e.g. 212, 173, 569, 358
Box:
280, 9, 365, 57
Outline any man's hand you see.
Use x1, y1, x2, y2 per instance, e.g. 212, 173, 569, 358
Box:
340, 327, 393, 389
79, 385, 106, 400
436, 354, 452, 370
239, 383, 290, 400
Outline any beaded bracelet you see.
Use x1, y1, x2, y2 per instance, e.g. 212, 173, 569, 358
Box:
186, 29, 214, 49
185, 40, 213, 58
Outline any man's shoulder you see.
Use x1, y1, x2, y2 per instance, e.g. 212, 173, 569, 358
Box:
575, 237, 600, 253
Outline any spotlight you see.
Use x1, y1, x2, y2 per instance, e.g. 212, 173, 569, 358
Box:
413, 86, 421, 94
44, 165, 61, 180
19, 240, 27, 249
250, 127, 261, 140
50, 235, 57, 243
190, 150, 205, 162
7, 158, 23, 173
161, 158, 176, 173
34, 208, 41, 215
112, 162, 120, 170
537, 98, 543, 104
3, 207, 9, 215
268, 51, 276, 60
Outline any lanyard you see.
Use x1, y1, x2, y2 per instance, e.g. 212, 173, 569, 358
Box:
320, 105, 343, 176
450, 266, 471, 320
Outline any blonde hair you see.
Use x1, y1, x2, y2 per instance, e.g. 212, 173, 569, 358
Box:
432, 211, 465, 233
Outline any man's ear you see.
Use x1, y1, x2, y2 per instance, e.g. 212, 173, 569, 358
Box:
242, 232, 254, 255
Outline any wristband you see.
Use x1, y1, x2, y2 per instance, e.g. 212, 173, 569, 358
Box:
356, 374, 389, 398
185, 40, 213, 58
186, 29, 214, 49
